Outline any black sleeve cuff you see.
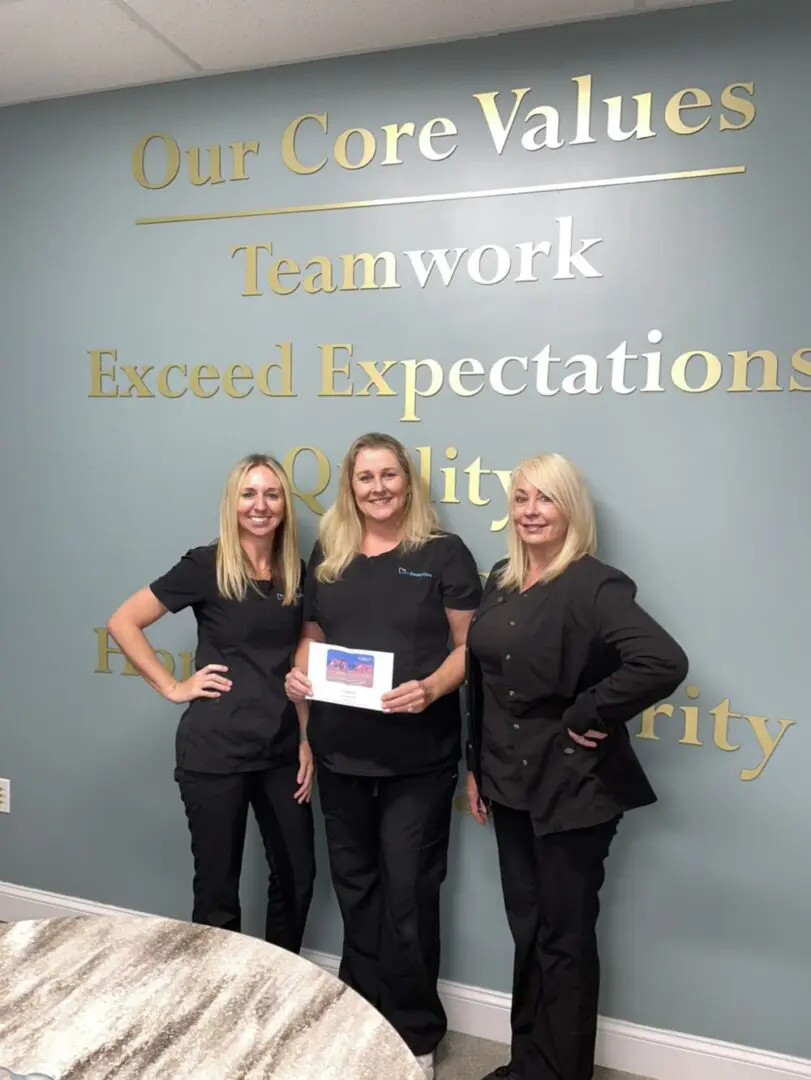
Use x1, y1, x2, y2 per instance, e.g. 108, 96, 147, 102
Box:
561, 694, 609, 736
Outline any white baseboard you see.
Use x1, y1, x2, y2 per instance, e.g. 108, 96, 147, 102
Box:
1, 881, 808, 1080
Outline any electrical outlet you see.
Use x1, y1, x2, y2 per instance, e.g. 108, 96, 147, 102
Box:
0, 778, 9, 813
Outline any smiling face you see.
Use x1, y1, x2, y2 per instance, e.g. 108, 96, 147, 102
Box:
512, 471, 568, 553
351, 447, 409, 527
236, 465, 286, 540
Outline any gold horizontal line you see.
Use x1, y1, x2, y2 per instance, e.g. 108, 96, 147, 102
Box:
134, 164, 745, 226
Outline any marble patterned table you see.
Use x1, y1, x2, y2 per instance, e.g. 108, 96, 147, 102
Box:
0, 915, 425, 1080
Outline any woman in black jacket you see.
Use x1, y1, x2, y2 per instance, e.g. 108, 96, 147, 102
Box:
465, 452, 688, 1080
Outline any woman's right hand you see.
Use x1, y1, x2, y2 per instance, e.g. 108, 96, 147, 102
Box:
285, 667, 313, 702
165, 664, 231, 703
466, 772, 488, 825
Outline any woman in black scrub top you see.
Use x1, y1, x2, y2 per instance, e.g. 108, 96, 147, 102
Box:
465, 453, 688, 1080
285, 432, 482, 1080
106, 453, 315, 954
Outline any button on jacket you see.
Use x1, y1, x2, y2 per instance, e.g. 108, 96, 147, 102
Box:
465, 554, 689, 835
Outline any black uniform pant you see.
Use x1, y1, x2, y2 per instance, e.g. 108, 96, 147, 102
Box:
317, 763, 457, 1057
176, 763, 315, 953
491, 802, 619, 1080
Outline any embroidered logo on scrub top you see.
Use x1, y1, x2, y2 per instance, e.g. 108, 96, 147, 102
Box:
398, 568, 432, 578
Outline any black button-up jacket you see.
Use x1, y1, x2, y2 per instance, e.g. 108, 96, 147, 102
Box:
465, 555, 689, 835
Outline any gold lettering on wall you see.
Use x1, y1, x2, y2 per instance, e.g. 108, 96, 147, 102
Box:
670, 351, 723, 393
637, 684, 795, 782
129, 75, 756, 230
132, 74, 755, 195
281, 113, 329, 175
334, 128, 376, 170
418, 118, 458, 161
413, 446, 511, 530
87, 340, 811, 413
132, 133, 180, 190
474, 88, 532, 154
281, 112, 459, 174
604, 93, 655, 142
789, 348, 811, 390
231, 243, 401, 296
156, 364, 187, 398
342, 252, 399, 291
231, 243, 270, 296
665, 88, 713, 134
94, 628, 187, 680
281, 445, 332, 514
258, 344, 296, 397
228, 221, 604, 297
470, 77, 754, 156
319, 344, 354, 397
727, 350, 781, 393
88, 349, 120, 398
229, 142, 261, 181
88, 346, 297, 400
380, 122, 416, 166
186, 146, 225, 186
222, 363, 254, 399
132, 134, 259, 189
719, 83, 757, 130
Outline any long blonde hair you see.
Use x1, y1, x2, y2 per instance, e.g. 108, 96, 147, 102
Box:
316, 432, 443, 583
216, 454, 301, 604
497, 453, 597, 591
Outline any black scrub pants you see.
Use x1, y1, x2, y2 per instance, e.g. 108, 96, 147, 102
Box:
176, 763, 315, 953
491, 802, 619, 1080
317, 763, 458, 1057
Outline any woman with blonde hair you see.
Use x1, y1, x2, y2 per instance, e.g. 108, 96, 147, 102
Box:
465, 453, 688, 1080
107, 453, 315, 953
285, 432, 482, 1080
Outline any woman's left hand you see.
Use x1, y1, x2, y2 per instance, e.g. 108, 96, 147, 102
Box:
567, 728, 608, 749
382, 679, 434, 714
294, 740, 314, 803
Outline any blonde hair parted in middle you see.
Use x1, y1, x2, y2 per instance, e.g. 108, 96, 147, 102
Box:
216, 453, 302, 605
497, 453, 597, 592
316, 432, 444, 583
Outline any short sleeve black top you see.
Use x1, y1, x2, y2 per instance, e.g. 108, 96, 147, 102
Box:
149, 544, 305, 774
303, 532, 482, 776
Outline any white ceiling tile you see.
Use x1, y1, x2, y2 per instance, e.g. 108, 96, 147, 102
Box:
0, 0, 731, 109
124, 0, 636, 74
0, 0, 196, 107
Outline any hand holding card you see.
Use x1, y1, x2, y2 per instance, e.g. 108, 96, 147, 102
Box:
381, 680, 433, 714
307, 642, 394, 710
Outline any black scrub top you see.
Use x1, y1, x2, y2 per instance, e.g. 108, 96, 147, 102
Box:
303, 533, 482, 776
466, 554, 689, 833
150, 544, 304, 774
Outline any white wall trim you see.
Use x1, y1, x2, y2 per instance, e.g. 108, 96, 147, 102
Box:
1, 881, 808, 1080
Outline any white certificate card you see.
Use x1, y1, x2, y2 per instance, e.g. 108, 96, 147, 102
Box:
307, 642, 394, 711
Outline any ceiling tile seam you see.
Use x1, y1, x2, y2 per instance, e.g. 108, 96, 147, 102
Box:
106, 0, 205, 72
188, 4, 692, 81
